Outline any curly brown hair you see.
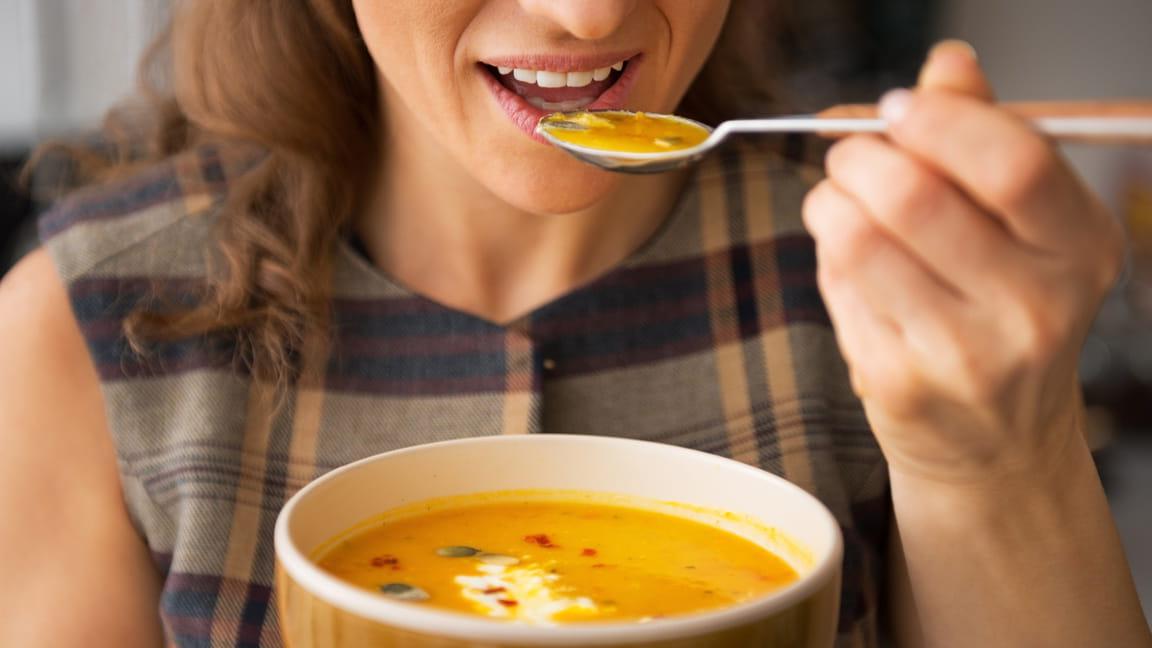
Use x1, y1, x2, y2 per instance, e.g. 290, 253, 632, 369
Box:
34, 0, 788, 387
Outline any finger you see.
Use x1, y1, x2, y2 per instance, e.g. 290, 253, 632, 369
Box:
818, 104, 878, 120
917, 40, 995, 101
807, 189, 966, 421
820, 278, 904, 402
880, 89, 1095, 251
816, 267, 943, 423
803, 180, 966, 349
825, 134, 1025, 293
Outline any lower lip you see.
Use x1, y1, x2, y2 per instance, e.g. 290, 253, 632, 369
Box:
480, 56, 644, 144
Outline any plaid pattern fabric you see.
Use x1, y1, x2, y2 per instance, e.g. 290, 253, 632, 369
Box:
40, 140, 888, 647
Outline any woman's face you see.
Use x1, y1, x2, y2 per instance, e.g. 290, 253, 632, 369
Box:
351, 0, 731, 214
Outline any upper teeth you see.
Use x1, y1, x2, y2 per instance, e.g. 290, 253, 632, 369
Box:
496, 60, 626, 88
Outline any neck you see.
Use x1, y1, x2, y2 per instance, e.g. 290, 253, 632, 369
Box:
355, 105, 689, 324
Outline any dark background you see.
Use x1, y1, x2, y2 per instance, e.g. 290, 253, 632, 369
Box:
0, 158, 33, 272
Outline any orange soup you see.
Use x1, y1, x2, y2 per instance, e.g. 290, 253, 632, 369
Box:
538, 110, 711, 153
316, 495, 798, 624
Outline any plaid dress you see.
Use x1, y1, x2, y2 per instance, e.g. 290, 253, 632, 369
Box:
39, 140, 889, 647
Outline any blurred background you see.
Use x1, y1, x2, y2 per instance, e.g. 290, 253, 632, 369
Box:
1, 0, 1150, 619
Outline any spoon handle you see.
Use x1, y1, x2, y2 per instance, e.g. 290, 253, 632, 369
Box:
818, 100, 1152, 144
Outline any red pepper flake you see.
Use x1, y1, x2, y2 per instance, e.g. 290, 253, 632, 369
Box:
482, 586, 507, 595
370, 555, 400, 568
523, 534, 559, 548
581, 548, 598, 557
591, 563, 608, 568
497, 599, 519, 607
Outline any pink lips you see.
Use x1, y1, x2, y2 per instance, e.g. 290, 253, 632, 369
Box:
479, 54, 644, 143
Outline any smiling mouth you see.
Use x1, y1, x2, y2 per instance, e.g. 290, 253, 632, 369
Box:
481, 58, 631, 112
478, 54, 642, 141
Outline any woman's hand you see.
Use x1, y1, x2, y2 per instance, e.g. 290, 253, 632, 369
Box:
803, 41, 1125, 486
804, 41, 1152, 647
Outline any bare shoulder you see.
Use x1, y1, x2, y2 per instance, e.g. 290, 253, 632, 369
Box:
0, 246, 115, 526
0, 249, 104, 431
0, 249, 88, 375
0, 249, 164, 647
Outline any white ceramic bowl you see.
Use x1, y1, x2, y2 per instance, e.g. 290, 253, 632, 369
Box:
275, 435, 842, 647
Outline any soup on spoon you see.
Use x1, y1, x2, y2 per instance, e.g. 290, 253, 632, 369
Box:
538, 110, 711, 153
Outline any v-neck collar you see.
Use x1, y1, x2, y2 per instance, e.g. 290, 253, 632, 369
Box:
333, 164, 707, 331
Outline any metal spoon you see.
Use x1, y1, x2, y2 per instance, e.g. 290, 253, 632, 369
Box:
536, 103, 1152, 174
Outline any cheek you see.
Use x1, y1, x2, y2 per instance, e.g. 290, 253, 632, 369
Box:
350, 0, 395, 56
661, 0, 730, 93
351, 0, 413, 95
351, 0, 462, 103
677, 1, 731, 51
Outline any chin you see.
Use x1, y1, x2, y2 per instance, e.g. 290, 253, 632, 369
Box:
480, 149, 624, 216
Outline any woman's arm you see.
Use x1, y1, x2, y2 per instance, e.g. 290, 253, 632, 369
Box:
887, 421, 1148, 647
803, 41, 1152, 646
0, 250, 164, 647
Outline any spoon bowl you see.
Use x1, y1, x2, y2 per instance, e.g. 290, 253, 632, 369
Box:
536, 112, 719, 174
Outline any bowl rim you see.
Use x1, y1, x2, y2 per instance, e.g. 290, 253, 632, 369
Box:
274, 434, 843, 646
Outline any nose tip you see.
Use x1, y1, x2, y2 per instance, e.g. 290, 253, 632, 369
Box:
518, 0, 638, 40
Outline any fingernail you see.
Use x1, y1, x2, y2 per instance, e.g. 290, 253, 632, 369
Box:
879, 89, 914, 124
931, 39, 979, 63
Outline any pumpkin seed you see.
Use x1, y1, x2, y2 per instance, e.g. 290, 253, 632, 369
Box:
543, 120, 589, 131
436, 545, 481, 558
476, 553, 520, 566
379, 583, 430, 601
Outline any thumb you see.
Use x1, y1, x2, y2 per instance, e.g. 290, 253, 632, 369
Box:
917, 40, 995, 102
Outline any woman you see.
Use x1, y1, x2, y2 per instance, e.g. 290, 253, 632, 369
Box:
0, 1, 1148, 646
